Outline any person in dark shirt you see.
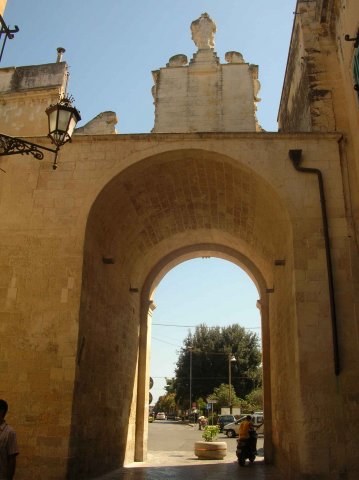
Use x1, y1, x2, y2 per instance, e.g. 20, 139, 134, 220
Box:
0, 400, 19, 480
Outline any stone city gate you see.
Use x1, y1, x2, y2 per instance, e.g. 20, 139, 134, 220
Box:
1, 132, 353, 479
1, 7, 359, 480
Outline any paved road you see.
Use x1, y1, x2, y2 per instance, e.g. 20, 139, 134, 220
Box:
148, 419, 264, 458
95, 421, 282, 480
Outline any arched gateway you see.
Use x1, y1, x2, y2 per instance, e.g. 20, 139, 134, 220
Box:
63, 138, 345, 479
1, 8, 359, 480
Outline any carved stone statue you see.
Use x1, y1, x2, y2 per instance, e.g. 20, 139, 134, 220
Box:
190, 13, 216, 49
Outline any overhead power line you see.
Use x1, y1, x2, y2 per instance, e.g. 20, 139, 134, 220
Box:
152, 336, 181, 348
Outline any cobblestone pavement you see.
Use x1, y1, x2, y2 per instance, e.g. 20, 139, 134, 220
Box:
94, 449, 284, 480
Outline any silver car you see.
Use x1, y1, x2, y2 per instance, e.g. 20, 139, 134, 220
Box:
156, 412, 167, 420
223, 413, 264, 438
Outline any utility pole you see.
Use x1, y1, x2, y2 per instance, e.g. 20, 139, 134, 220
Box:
189, 346, 193, 421
228, 354, 236, 414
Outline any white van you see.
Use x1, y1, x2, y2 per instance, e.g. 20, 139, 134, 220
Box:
223, 412, 264, 438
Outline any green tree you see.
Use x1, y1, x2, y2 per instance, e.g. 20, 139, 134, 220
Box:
243, 388, 263, 411
154, 392, 177, 413
164, 377, 176, 394
196, 397, 207, 414
209, 383, 241, 409
175, 323, 261, 408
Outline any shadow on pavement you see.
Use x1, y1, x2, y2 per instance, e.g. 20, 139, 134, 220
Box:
95, 458, 283, 480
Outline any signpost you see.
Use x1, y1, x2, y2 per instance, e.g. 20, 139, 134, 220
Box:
149, 377, 154, 405
206, 398, 217, 425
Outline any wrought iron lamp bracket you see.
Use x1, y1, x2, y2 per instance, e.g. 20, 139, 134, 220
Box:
0, 133, 59, 170
344, 30, 359, 49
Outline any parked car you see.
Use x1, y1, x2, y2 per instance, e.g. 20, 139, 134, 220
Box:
148, 414, 154, 423
217, 414, 237, 432
223, 412, 264, 438
156, 412, 167, 420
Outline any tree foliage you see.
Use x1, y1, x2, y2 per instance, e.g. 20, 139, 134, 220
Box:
154, 392, 177, 413
242, 388, 263, 411
175, 324, 262, 408
164, 377, 176, 394
209, 383, 241, 409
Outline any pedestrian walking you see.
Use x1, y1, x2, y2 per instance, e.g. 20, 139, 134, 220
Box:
198, 416, 208, 430
0, 400, 19, 480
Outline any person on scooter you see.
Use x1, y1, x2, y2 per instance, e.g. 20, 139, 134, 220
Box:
237, 415, 258, 466
242, 415, 260, 455
239, 415, 253, 441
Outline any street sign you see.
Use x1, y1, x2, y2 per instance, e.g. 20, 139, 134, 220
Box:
206, 398, 218, 404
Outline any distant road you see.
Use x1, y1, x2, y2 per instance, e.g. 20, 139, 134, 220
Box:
148, 420, 264, 458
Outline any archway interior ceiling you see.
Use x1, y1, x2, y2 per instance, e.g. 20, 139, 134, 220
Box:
88, 150, 291, 286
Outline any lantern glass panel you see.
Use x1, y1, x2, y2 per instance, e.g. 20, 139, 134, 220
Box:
57, 108, 72, 132
48, 108, 58, 133
67, 115, 77, 138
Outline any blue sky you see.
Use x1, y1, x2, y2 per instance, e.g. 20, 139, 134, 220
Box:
3, 0, 296, 133
151, 259, 261, 404
3, 0, 296, 403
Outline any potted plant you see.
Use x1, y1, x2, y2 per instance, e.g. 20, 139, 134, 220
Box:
194, 425, 227, 460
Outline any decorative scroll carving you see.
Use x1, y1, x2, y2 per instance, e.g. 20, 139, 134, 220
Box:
190, 13, 216, 50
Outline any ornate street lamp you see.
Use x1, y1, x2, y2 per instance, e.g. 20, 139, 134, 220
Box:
0, 95, 81, 170
46, 95, 81, 169
1, 12, 80, 170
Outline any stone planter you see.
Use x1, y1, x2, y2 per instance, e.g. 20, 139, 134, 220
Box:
194, 440, 227, 460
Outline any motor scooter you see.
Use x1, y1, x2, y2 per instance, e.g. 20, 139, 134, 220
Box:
236, 430, 257, 466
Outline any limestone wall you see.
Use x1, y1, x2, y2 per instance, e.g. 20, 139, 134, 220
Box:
278, 11, 359, 470
1, 128, 357, 479
152, 49, 260, 133
0, 63, 67, 137
67, 222, 140, 478
278, 0, 359, 250
0, 0, 7, 16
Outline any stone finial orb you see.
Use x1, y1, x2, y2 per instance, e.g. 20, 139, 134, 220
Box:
167, 54, 188, 67
190, 13, 216, 49
225, 51, 245, 64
